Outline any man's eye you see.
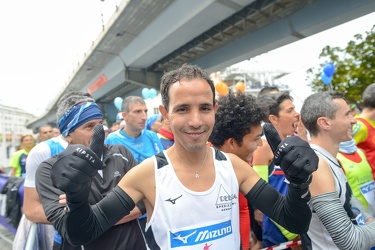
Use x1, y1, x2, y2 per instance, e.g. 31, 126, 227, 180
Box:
177, 108, 187, 112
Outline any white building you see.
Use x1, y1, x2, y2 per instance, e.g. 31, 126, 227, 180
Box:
0, 104, 36, 167
216, 64, 291, 96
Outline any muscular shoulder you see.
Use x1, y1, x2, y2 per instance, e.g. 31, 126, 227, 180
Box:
226, 152, 260, 195
118, 156, 155, 202
310, 156, 335, 197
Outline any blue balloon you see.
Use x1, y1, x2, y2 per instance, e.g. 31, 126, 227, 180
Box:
114, 97, 123, 111
142, 88, 150, 99
321, 72, 332, 85
323, 63, 335, 77
149, 88, 157, 99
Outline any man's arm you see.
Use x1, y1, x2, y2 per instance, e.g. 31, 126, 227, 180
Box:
115, 206, 142, 225
309, 157, 375, 249
49, 125, 148, 246
24, 143, 51, 223
35, 157, 67, 228
53, 164, 143, 246
240, 124, 318, 234
232, 154, 312, 234
24, 187, 50, 223
9, 151, 19, 176
58, 193, 142, 225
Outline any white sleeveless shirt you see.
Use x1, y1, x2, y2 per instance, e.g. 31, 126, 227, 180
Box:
306, 144, 349, 250
145, 148, 240, 250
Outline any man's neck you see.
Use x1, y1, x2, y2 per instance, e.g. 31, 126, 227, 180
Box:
310, 134, 339, 158
359, 108, 375, 121
123, 127, 141, 138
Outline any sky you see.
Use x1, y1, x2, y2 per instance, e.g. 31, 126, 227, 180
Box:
0, 1, 374, 116
0, 0, 120, 116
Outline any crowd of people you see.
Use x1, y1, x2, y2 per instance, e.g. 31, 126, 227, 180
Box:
2, 64, 375, 250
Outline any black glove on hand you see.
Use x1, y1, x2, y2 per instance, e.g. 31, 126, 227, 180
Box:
51, 124, 106, 193
263, 123, 318, 185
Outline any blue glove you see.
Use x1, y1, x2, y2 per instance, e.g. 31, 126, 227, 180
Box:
263, 123, 318, 185
51, 124, 105, 193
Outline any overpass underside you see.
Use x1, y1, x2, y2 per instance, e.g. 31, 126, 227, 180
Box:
27, 0, 375, 130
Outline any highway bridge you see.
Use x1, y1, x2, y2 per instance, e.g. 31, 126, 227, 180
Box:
27, 0, 375, 130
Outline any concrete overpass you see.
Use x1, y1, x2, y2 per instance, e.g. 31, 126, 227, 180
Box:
27, 0, 375, 131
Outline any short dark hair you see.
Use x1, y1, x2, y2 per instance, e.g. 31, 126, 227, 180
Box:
209, 92, 264, 147
160, 64, 215, 111
257, 91, 293, 122
257, 86, 279, 97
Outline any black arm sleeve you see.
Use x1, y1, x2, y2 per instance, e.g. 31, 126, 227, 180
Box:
245, 178, 311, 234
64, 186, 135, 246
136, 200, 146, 215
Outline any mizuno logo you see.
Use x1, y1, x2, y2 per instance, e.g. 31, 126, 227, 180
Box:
173, 230, 197, 243
169, 220, 232, 248
195, 226, 232, 241
165, 195, 182, 204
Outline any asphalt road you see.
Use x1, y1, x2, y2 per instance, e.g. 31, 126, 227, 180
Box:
0, 224, 14, 250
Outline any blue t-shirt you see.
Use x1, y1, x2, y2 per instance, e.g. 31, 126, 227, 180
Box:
105, 129, 163, 163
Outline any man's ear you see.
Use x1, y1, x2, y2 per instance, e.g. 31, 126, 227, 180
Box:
221, 138, 236, 153
121, 111, 127, 121
65, 134, 73, 144
214, 102, 219, 113
159, 105, 168, 123
269, 114, 278, 125
317, 117, 331, 130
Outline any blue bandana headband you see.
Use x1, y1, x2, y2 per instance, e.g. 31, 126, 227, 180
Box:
58, 102, 103, 137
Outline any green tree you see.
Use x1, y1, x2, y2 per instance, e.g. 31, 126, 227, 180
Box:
306, 25, 375, 105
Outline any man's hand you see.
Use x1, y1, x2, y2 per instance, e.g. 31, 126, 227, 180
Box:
263, 123, 318, 185
51, 124, 105, 193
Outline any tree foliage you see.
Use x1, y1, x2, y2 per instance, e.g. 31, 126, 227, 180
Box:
306, 25, 375, 105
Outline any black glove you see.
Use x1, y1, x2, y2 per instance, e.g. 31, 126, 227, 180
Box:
51, 124, 106, 193
263, 123, 318, 185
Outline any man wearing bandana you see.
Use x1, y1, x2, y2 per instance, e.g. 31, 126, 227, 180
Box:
35, 92, 147, 250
